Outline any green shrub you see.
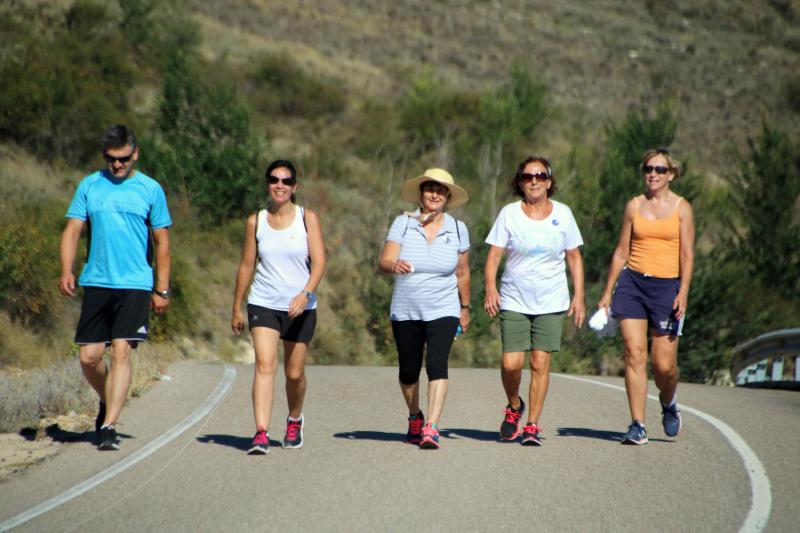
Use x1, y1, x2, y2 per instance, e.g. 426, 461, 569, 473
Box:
0, 200, 67, 327
0, 2, 136, 165
246, 53, 347, 118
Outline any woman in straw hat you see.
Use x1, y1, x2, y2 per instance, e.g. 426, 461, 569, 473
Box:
379, 168, 471, 449
484, 156, 585, 446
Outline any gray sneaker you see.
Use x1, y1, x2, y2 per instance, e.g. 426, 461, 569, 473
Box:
621, 421, 648, 445
661, 400, 682, 437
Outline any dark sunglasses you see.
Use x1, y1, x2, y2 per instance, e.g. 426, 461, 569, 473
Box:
268, 175, 296, 186
103, 152, 134, 164
642, 165, 670, 175
519, 172, 550, 183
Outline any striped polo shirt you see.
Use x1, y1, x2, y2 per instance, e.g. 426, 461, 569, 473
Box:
386, 211, 470, 321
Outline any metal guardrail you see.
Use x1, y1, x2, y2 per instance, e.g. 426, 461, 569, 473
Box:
731, 328, 800, 389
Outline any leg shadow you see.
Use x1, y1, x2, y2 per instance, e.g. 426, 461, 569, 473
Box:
332, 431, 405, 442
439, 428, 503, 442
197, 434, 280, 451
556, 427, 624, 442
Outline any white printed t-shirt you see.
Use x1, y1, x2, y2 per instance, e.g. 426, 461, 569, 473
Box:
485, 200, 583, 315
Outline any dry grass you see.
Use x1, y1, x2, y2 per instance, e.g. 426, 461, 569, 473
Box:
0, 342, 181, 433
187, 0, 800, 175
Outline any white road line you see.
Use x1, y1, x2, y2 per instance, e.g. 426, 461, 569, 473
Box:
0, 364, 237, 532
554, 374, 772, 533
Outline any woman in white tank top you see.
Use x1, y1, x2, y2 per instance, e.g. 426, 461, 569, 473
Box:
231, 160, 326, 454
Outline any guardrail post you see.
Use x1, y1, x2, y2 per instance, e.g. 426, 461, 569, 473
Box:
771, 357, 784, 381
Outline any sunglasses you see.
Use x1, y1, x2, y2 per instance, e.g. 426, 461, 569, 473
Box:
103, 152, 134, 164
519, 172, 550, 183
268, 176, 296, 186
643, 165, 670, 175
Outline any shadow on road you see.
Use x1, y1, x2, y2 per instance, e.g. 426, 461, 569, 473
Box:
556, 427, 675, 443
33, 424, 133, 445
556, 427, 623, 441
332, 430, 404, 442
196, 434, 281, 451
332, 428, 501, 442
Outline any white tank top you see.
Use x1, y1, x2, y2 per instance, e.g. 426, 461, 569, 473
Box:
247, 206, 317, 311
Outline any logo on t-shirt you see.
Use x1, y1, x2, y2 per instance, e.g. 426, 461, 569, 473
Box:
552, 219, 560, 226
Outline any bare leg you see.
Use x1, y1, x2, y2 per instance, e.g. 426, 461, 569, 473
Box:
527, 350, 551, 424
79, 343, 107, 402
400, 382, 421, 415
284, 340, 308, 418
251, 327, 280, 430
103, 339, 132, 426
651, 333, 679, 404
620, 319, 650, 423
426, 379, 449, 425
501, 352, 526, 409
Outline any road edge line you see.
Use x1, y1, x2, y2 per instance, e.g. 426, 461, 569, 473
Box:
553, 374, 771, 533
0, 364, 237, 532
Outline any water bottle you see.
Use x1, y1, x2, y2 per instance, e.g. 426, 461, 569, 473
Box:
454, 324, 462, 340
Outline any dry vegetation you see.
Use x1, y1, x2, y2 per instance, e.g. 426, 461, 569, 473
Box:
188, 0, 800, 176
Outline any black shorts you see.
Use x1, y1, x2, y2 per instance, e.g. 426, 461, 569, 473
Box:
611, 268, 684, 336
75, 287, 152, 346
247, 304, 317, 343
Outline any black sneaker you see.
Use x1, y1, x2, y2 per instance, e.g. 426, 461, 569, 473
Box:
95, 401, 106, 435
500, 398, 525, 440
98, 425, 119, 451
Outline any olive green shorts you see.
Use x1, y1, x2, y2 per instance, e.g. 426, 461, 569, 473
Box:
499, 310, 564, 353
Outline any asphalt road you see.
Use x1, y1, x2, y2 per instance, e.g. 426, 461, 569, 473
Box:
1, 361, 798, 532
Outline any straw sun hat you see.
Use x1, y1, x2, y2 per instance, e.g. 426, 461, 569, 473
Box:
399, 168, 469, 209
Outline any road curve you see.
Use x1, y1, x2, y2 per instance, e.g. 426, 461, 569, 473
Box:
1, 362, 798, 532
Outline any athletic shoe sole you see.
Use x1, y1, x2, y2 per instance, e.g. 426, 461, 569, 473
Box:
621, 437, 648, 445
419, 438, 440, 450
247, 444, 269, 455
520, 435, 542, 446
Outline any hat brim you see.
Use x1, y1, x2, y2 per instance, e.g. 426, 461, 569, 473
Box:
399, 175, 469, 209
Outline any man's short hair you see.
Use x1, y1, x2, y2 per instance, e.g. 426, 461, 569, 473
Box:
102, 124, 137, 152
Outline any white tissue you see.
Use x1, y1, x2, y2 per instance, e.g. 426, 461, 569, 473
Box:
589, 308, 618, 338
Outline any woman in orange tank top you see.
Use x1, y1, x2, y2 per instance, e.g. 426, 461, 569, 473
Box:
597, 148, 695, 445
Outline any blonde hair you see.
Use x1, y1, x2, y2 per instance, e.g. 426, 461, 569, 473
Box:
640, 148, 682, 181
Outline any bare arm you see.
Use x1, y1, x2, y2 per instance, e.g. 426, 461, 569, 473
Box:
287, 208, 327, 318
456, 251, 471, 333
59, 218, 85, 297
598, 198, 636, 309
565, 247, 585, 327
483, 245, 505, 317
231, 214, 258, 335
151, 228, 171, 314
378, 240, 413, 274
673, 199, 695, 319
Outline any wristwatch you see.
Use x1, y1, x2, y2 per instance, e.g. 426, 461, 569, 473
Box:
153, 289, 171, 299
303, 291, 314, 299
460, 303, 471, 310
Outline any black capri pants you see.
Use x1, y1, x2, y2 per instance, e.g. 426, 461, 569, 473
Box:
391, 317, 460, 385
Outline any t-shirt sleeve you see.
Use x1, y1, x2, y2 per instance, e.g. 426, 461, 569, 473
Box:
386, 215, 408, 244
485, 206, 510, 248
149, 185, 172, 229
65, 179, 89, 220
457, 220, 470, 253
562, 205, 584, 250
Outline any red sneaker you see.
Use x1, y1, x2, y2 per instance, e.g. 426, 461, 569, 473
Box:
405, 411, 425, 444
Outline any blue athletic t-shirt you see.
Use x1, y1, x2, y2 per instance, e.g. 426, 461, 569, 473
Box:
66, 170, 172, 290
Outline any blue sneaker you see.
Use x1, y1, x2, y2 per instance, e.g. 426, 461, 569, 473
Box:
661, 399, 682, 437
621, 421, 648, 445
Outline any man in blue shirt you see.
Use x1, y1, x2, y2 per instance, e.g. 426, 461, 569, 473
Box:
59, 125, 172, 451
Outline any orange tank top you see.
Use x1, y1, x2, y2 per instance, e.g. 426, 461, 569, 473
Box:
627, 198, 682, 278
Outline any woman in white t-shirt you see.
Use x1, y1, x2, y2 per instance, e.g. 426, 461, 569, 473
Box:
484, 156, 585, 446
231, 160, 326, 455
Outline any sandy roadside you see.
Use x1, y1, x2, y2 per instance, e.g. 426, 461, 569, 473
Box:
0, 413, 94, 482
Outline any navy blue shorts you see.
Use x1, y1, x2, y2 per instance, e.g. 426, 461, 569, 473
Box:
611, 269, 684, 336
